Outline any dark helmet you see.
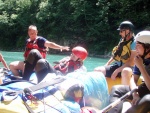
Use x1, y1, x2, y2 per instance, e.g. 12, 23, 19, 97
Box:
117, 21, 134, 31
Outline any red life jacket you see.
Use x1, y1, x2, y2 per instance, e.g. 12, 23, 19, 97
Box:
24, 39, 46, 59
54, 60, 82, 75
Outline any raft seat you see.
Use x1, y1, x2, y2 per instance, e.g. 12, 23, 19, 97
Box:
106, 76, 143, 93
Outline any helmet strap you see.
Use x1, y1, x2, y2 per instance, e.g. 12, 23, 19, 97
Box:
124, 31, 130, 41
76, 58, 80, 62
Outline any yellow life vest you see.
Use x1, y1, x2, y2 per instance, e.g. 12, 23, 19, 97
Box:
112, 38, 133, 63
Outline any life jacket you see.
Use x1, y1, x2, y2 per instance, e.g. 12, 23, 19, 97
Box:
112, 37, 134, 64
24, 38, 46, 59
54, 59, 82, 75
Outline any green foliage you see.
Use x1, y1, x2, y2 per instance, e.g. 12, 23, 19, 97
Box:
0, 0, 150, 55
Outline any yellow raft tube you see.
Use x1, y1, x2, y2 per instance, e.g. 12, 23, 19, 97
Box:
106, 77, 143, 92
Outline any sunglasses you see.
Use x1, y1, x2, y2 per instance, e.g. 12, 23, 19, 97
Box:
120, 29, 126, 33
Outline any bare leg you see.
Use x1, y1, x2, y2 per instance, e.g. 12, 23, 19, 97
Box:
94, 66, 106, 75
9, 61, 24, 76
121, 67, 132, 85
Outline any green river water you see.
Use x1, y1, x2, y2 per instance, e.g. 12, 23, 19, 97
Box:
0, 51, 109, 72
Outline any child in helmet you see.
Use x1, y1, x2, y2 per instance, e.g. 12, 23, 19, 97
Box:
107, 31, 150, 113
54, 46, 88, 75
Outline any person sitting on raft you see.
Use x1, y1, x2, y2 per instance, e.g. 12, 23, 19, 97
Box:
20, 46, 88, 83
94, 21, 136, 85
107, 31, 150, 113
54, 46, 88, 75
9, 25, 69, 78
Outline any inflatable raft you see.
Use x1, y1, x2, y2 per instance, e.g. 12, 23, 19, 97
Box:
0, 71, 109, 113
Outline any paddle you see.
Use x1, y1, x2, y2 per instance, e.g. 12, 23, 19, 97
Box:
100, 88, 138, 113
2, 76, 66, 101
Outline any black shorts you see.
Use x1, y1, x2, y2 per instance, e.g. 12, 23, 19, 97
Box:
105, 63, 121, 78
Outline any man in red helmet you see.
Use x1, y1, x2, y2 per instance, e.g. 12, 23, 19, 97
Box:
24, 46, 88, 83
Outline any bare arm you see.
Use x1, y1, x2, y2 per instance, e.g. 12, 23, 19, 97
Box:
111, 50, 137, 80
130, 74, 140, 105
105, 57, 114, 66
44, 40, 69, 51
135, 56, 150, 90
116, 50, 137, 72
0, 53, 9, 69
130, 74, 139, 90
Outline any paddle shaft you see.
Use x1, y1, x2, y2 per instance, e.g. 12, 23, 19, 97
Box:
22, 77, 65, 95
3, 77, 66, 99
100, 88, 137, 113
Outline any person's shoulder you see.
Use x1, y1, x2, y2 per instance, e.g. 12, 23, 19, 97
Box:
37, 36, 46, 39
37, 36, 47, 41
130, 38, 136, 50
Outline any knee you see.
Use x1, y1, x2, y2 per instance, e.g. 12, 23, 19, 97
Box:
121, 67, 132, 78
9, 62, 16, 70
27, 49, 42, 63
94, 66, 106, 73
142, 94, 150, 103
28, 49, 41, 57
35, 59, 48, 72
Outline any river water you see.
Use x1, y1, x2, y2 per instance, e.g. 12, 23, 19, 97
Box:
0, 51, 109, 71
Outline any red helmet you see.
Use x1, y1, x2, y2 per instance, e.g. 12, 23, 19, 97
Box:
72, 46, 88, 60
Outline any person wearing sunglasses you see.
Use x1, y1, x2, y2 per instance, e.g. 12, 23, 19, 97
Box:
94, 21, 136, 85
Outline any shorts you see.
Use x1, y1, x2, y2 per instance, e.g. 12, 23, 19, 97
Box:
105, 63, 121, 78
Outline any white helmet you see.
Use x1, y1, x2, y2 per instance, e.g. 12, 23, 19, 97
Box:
135, 31, 150, 44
